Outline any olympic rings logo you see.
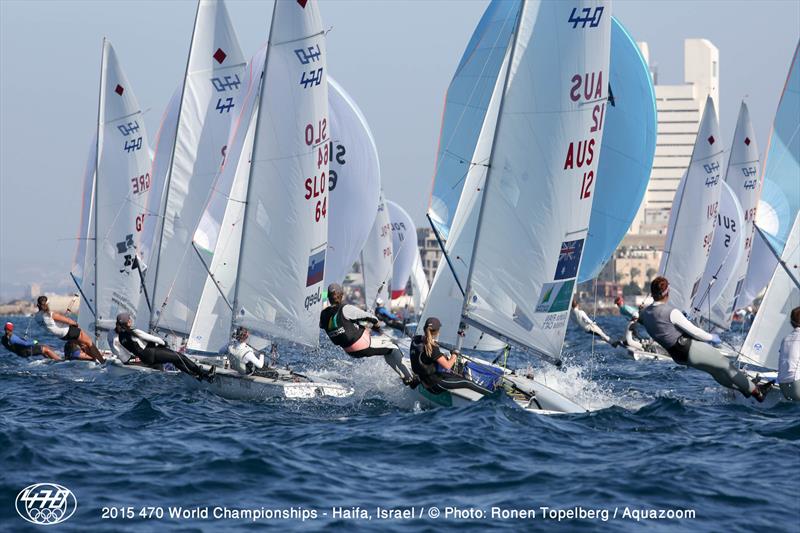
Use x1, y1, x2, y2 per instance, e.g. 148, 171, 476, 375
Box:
15, 483, 77, 525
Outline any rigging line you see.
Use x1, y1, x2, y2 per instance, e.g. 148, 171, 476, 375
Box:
425, 213, 465, 297
70, 273, 96, 318
755, 225, 800, 290
192, 242, 233, 312
133, 257, 152, 314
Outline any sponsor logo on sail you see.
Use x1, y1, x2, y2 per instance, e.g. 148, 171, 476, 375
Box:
15, 483, 77, 525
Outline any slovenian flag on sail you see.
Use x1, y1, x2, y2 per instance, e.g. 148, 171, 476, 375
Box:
306, 249, 326, 287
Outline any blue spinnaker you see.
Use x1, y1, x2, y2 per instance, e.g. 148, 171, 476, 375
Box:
427, 0, 521, 240
578, 17, 656, 282
759, 41, 799, 254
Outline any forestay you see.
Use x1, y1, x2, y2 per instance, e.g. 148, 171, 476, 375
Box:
232, 0, 329, 348
659, 96, 724, 313
690, 182, 744, 325
578, 16, 656, 282
323, 78, 381, 287
740, 212, 800, 371
148, 0, 246, 337
386, 200, 416, 299
428, 0, 522, 240
709, 103, 761, 327
462, 0, 611, 358
361, 191, 393, 309
94, 40, 152, 331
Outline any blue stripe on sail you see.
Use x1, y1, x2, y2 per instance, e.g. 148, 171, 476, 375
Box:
428, 0, 522, 239
578, 17, 657, 282
760, 42, 799, 254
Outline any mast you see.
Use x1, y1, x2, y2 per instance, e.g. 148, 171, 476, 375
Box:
456, 1, 524, 352
230, 2, 278, 337
93, 39, 106, 339
149, 0, 201, 332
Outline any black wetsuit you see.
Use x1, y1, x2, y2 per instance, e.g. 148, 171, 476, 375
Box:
2, 334, 43, 357
117, 329, 208, 379
409, 335, 491, 396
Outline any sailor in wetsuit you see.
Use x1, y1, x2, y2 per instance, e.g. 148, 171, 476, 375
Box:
778, 307, 800, 401
639, 276, 772, 401
320, 283, 417, 387
112, 313, 214, 381
571, 299, 619, 347
35, 295, 105, 363
63, 340, 95, 361
409, 317, 493, 396
374, 298, 405, 332
2, 322, 61, 360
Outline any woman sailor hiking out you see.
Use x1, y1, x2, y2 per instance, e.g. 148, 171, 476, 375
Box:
638, 276, 772, 401
320, 283, 417, 387
35, 295, 105, 363
409, 317, 493, 396
111, 313, 214, 381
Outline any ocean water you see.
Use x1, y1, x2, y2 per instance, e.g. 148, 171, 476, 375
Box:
1, 314, 798, 532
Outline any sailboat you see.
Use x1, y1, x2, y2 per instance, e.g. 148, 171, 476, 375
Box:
140, 0, 247, 345
360, 191, 393, 309
700, 103, 761, 330
414, 0, 611, 414
386, 200, 416, 301
186, 0, 351, 400
659, 95, 724, 313
79, 39, 153, 339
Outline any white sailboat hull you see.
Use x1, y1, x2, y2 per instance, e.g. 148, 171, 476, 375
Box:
106, 357, 179, 376
187, 367, 353, 401
625, 347, 672, 362
406, 356, 586, 415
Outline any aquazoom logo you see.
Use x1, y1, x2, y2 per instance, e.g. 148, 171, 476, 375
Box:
15, 483, 77, 525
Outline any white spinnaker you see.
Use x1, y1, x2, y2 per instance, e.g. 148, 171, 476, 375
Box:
324, 78, 381, 287
361, 192, 393, 309
232, 0, 329, 348
462, 1, 611, 358
690, 181, 745, 323
148, 0, 246, 336
386, 200, 416, 300
74, 136, 96, 333
659, 96, 724, 313
709, 102, 761, 328
410, 250, 429, 317
740, 212, 800, 370
187, 46, 266, 353
418, 43, 510, 351
94, 40, 152, 331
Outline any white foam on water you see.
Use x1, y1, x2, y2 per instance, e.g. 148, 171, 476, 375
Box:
529, 361, 648, 412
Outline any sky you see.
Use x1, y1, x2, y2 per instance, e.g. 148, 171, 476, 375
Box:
0, 0, 798, 300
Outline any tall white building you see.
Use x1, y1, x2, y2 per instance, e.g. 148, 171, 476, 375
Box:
632, 38, 719, 236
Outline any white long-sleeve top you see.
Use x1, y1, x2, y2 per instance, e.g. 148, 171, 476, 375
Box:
572, 307, 596, 330
778, 327, 800, 384
226, 341, 265, 375
665, 304, 714, 342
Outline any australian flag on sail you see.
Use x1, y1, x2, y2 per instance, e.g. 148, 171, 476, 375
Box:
306, 249, 326, 287
554, 239, 584, 280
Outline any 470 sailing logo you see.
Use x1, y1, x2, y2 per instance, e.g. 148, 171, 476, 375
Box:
15, 483, 77, 525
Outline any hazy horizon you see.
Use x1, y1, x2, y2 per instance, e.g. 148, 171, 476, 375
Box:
1, 0, 798, 300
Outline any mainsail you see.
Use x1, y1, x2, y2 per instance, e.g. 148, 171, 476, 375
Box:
707, 103, 761, 328
147, 0, 246, 337
460, 0, 611, 359
323, 78, 381, 287
386, 200, 416, 299
361, 191, 393, 309
690, 181, 745, 324
231, 0, 329, 348
659, 96, 724, 313
93, 40, 152, 331
739, 212, 800, 370
578, 16, 656, 282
